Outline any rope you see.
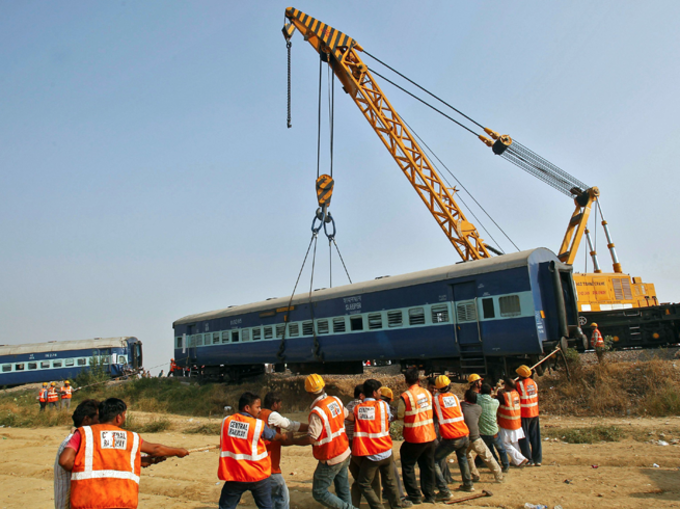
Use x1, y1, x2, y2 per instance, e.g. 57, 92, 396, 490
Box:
286, 41, 292, 128
308, 235, 324, 361
332, 238, 353, 284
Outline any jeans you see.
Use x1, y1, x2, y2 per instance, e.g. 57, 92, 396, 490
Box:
270, 473, 290, 509
481, 434, 509, 469
519, 417, 542, 464
358, 455, 401, 509
434, 436, 471, 490
400, 440, 436, 502
219, 478, 272, 509
312, 456, 355, 509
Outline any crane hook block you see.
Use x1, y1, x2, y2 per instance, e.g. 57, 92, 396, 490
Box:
492, 135, 513, 156
316, 174, 334, 208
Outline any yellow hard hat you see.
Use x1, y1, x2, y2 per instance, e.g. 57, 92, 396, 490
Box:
42, 382, 48, 387
380, 387, 394, 400
590, 322, 598, 327
435, 375, 451, 389
305, 373, 325, 393
65, 381, 70, 385
50, 382, 56, 386
516, 365, 532, 378
467, 374, 482, 383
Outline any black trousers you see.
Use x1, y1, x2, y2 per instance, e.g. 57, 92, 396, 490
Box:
400, 440, 436, 501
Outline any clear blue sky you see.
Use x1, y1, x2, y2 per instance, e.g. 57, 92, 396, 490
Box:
2, 1, 679, 374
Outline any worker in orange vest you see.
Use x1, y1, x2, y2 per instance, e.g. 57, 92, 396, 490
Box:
169, 358, 177, 376
59, 398, 189, 509
292, 374, 356, 509
352, 379, 412, 509
496, 378, 528, 467
516, 365, 542, 466
432, 375, 471, 498
38, 382, 48, 412
47, 382, 60, 410
396, 367, 436, 504
591, 322, 605, 363
260, 391, 308, 509
218, 392, 291, 509
60, 381, 73, 410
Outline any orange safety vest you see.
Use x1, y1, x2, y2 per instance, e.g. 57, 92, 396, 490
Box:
309, 395, 350, 462
517, 378, 539, 418
38, 388, 47, 403
218, 413, 271, 482
47, 387, 59, 403
498, 390, 522, 431
401, 385, 436, 443
352, 399, 392, 457
61, 386, 73, 399
591, 328, 604, 348
259, 408, 282, 474
433, 392, 469, 440
70, 424, 141, 509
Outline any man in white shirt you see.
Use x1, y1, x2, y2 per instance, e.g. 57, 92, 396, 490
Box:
53, 399, 100, 509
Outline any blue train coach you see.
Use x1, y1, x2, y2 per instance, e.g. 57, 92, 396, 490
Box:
0, 337, 142, 387
173, 248, 586, 381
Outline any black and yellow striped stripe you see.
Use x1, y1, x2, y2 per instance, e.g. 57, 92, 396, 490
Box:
286, 7, 357, 57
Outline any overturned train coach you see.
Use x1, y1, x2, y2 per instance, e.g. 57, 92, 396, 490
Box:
173, 248, 587, 381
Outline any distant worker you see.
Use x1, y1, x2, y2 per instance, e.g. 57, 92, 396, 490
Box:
496, 378, 528, 467
516, 365, 542, 466
292, 374, 355, 509
432, 375, 471, 498
54, 399, 100, 509
47, 382, 60, 410
218, 392, 290, 509
170, 358, 177, 376
590, 322, 605, 363
60, 381, 73, 410
59, 398, 190, 509
461, 390, 503, 483
261, 391, 309, 509
468, 374, 483, 394
38, 382, 48, 412
352, 378, 411, 509
477, 383, 509, 473
397, 367, 436, 504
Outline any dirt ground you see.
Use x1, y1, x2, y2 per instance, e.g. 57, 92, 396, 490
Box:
1, 412, 679, 509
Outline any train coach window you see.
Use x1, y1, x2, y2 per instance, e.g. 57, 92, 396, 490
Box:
242, 329, 250, 342
41, 361, 50, 369
102, 356, 110, 365
252, 328, 262, 341
1, 364, 10, 372
499, 295, 521, 317
264, 326, 273, 339
387, 311, 403, 328
302, 321, 314, 336
317, 320, 329, 334
482, 298, 495, 319
368, 313, 383, 330
456, 302, 477, 322
231, 330, 240, 343
276, 324, 285, 339
65, 359, 75, 367
53, 361, 62, 368
15, 363, 25, 371
333, 317, 346, 333
431, 304, 449, 323
350, 316, 364, 331
176, 337, 183, 349
213, 333, 220, 345
289, 323, 300, 337
222, 331, 230, 344
28, 363, 37, 370
78, 359, 87, 366
409, 308, 425, 326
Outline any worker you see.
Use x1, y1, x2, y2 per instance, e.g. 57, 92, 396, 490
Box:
346, 384, 379, 508
496, 378, 528, 467
60, 381, 73, 410
292, 374, 356, 509
352, 378, 412, 509
38, 382, 48, 412
477, 383, 509, 473
170, 358, 177, 376
218, 392, 290, 509
379, 386, 407, 502
59, 398, 189, 509
379, 387, 394, 411
461, 390, 503, 483
516, 365, 542, 466
397, 367, 436, 504
431, 375, 471, 498
54, 399, 100, 509
260, 391, 308, 509
591, 322, 605, 363
47, 382, 60, 410
468, 374, 483, 394
425, 377, 453, 492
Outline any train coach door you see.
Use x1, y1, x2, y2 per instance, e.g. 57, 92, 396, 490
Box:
452, 281, 481, 346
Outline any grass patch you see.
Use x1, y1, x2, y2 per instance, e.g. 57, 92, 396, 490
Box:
0, 402, 72, 428
122, 413, 172, 433
544, 425, 623, 444
185, 422, 222, 435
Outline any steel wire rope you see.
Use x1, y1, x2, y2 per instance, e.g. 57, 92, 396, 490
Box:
308, 234, 323, 361
316, 56, 323, 179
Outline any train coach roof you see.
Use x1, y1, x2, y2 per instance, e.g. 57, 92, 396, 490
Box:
175, 248, 565, 326
0, 337, 137, 357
